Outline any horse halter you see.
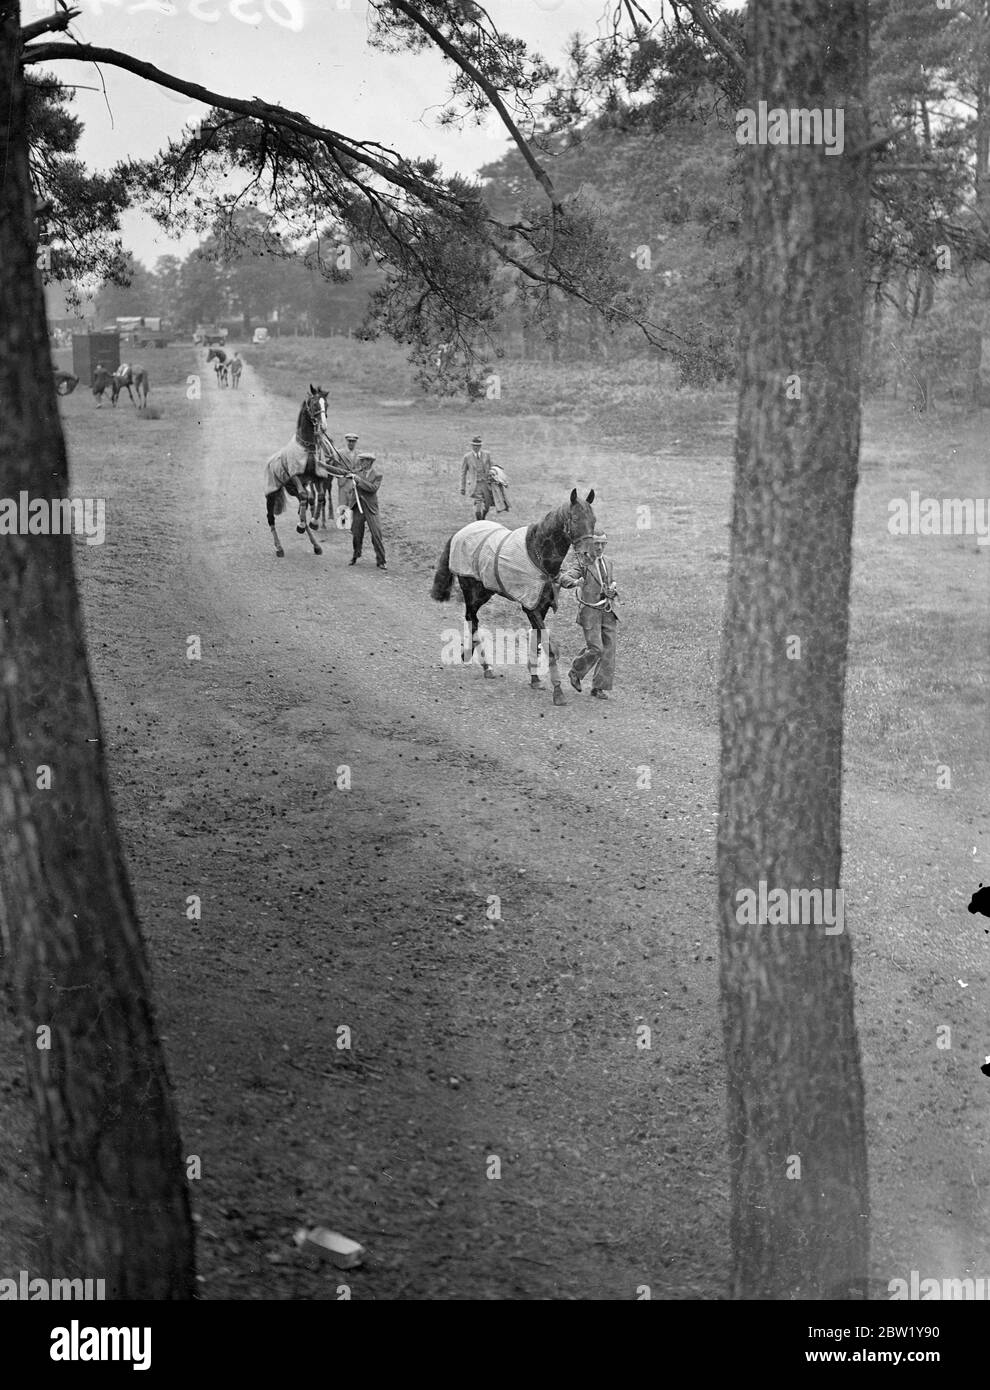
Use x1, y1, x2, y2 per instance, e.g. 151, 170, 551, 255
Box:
566, 517, 596, 551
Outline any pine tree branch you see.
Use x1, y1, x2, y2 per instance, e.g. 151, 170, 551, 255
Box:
387, 0, 561, 209
19, 7, 80, 44
21, 41, 468, 211
677, 0, 745, 77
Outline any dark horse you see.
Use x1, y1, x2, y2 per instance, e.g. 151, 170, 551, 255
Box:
265, 385, 346, 557
430, 488, 596, 706
207, 346, 228, 386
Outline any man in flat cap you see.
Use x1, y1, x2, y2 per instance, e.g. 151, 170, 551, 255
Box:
334, 433, 360, 526
558, 532, 619, 700
461, 434, 498, 520
347, 450, 387, 570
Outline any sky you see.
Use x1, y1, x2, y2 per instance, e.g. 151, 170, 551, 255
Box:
27, 0, 627, 270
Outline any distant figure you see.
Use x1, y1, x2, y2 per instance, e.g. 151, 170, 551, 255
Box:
91, 362, 113, 407
229, 352, 243, 389
461, 435, 501, 520
207, 346, 227, 387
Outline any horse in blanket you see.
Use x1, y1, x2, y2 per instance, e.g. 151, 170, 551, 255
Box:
264, 385, 348, 557
430, 488, 597, 706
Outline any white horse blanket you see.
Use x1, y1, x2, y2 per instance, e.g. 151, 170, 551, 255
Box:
449, 521, 547, 609
265, 436, 329, 494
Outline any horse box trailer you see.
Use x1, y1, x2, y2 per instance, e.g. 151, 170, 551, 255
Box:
73, 332, 120, 384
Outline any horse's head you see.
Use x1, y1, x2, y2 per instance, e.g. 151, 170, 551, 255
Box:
305, 384, 328, 432
566, 487, 597, 552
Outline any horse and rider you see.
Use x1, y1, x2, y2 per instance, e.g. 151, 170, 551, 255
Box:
111, 362, 150, 407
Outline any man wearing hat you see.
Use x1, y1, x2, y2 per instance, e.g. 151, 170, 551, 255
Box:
346, 450, 387, 570
334, 433, 360, 522
557, 532, 619, 700
461, 435, 498, 520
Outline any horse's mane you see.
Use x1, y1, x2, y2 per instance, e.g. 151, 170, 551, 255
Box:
525, 501, 572, 576
295, 400, 314, 447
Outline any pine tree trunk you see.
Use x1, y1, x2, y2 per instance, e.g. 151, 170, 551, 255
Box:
718, 0, 870, 1299
0, 7, 194, 1298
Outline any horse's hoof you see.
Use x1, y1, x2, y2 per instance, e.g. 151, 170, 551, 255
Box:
275, 548, 285, 558
308, 521, 319, 531
483, 667, 496, 679
552, 686, 566, 706
296, 525, 306, 534
313, 545, 323, 556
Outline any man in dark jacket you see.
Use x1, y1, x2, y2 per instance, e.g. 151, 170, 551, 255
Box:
461, 435, 495, 519
347, 451, 387, 570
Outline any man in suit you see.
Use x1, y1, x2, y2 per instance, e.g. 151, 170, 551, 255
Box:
334, 433, 360, 524
347, 451, 387, 570
558, 532, 619, 700
461, 435, 496, 520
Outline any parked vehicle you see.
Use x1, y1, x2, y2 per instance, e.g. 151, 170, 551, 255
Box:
194, 323, 228, 346
253, 327, 269, 344
115, 316, 170, 348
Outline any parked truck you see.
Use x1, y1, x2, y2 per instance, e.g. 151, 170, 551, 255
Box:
116, 316, 170, 348
193, 323, 228, 346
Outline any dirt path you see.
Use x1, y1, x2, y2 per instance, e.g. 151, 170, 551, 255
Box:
2, 354, 986, 1300
58, 361, 724, 1299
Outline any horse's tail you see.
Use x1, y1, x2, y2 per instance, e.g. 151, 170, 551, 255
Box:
430, 536, 455, 601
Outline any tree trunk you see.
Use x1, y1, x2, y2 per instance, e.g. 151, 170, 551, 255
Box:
970, 30, 990, 405
0, 6, 194, 1299
718, 0, 870, 1299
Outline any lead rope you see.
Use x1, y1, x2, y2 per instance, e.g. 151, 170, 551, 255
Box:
319, 433, 364, 516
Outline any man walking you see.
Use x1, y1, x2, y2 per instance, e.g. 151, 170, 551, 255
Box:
558, 532, 619, 700
461, 435, 496, 520
347, 450, 387, 570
